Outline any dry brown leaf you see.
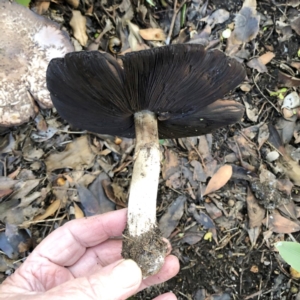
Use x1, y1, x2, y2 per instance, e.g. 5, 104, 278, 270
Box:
198, 135, 218, 177
11, 179, 40, 201
31, 1, 50, 15
89, 173, 115, 213
65, 0, 79, 8
162, 149, 180, 180
34, 199, 61, 221
181, 226, 204, 245
0, 189, 13, 197
204, 9, 230, 28
247, 226, 260, 247
247, 52, 274, 73
139, 28, 166, 41
277, 201, 298, 220
204, 202, 222, 219
280, 156, 300, 186
0, 177, 18, 190
278, 71, 300, 87
291, 16, 300, 36
76, 184, 101, 216
231, 0, 260, 44
264, 210, 300, 233
70, 11, 88, 46
74, 202, 84, 219
204, 165, 233, 196
0, 225, 31, 259
259, 52, 275, 65
158, 195, 186, 238
257, 123, 269, 149
290, 61, 300, 71
190, 160, 207, 182
102, 179, 127, 208
243, 100, 258, 122
8, 167, 21, 179
45, 136, 96, 172
246, 187, 265, 228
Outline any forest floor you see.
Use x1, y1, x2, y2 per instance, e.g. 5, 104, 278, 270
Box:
1, 0, 300, 299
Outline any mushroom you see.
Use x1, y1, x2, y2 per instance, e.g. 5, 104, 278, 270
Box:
0, 0, 73, 126
46, 44, 246, 277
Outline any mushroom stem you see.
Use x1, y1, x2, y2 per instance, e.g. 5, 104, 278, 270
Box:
122, 110, 167, 277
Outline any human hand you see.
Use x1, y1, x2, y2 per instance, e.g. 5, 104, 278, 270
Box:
0, 209, 179, 300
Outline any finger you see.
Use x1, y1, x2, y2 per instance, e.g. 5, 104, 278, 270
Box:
68, 239, 174, 279
139, 255, 179, 291
68, 239, 123, 277
46, 259, 142, 300
153, 292, 177, 300
34, 209, 127, 267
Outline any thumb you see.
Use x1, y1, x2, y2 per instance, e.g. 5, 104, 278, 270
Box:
46, 259, 142, 300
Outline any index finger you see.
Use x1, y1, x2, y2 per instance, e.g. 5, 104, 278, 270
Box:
33, 208, 127, 266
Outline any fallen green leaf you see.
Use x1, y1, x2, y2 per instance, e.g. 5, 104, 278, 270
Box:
275, 241, 300, 272
146, 0, 156, 7
15, 0, 30, 7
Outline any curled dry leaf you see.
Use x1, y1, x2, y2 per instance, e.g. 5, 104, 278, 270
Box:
74, 202, 84, 219
45, 136, 96, 172
70, 10, 88, 46
264, 210, 300, 233
139, 28, 166, 41
247, 52, 275, 73
278, 71, 300, 88
203, 165, 233, 196
102, 179, 127, 208
34, 199, 61, 221
243, 99, 259, 122
277, 201, 298, 220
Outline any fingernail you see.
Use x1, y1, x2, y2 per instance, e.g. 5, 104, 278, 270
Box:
112, 259, 142, 288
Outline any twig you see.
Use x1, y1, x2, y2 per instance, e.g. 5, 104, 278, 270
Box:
165, 0, 187, 45
252, 74, 281, 113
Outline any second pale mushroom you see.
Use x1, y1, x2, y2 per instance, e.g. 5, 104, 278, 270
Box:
46, 44, 246, 277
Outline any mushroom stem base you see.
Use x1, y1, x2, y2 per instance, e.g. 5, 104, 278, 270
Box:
122, 225, 167, 278
122, 110, 167, 277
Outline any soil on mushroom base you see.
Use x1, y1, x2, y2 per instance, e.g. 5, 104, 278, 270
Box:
122, 226, 167, 277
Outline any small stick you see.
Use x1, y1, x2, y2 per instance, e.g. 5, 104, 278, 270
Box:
165, 0, 187, 45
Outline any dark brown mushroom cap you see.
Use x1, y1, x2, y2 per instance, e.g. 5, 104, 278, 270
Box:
46, 44, 245, 138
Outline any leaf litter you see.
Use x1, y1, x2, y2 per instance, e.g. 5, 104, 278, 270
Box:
1, 0, 300, 298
